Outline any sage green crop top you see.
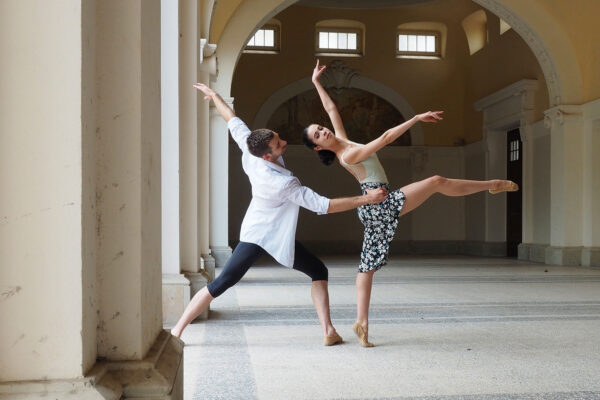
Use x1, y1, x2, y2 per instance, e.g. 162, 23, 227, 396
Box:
340, 141, 389, 184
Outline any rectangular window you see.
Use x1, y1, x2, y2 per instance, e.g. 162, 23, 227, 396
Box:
397, 31, 440, 58
245, 26, 279, 52
509, 140, 520, 161
316, 28, 361, 55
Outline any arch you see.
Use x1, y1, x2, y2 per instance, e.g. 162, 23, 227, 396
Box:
253, 75, 425, 145
213, 0, 584, 108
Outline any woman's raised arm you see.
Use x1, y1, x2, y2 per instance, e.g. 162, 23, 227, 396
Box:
343, 111, 444, 164
311, 60, 349, 140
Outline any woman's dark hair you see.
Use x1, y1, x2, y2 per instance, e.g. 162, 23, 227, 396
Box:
301, 126, 336, 166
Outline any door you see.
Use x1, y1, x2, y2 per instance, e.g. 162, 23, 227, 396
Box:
506, 129, 522, 257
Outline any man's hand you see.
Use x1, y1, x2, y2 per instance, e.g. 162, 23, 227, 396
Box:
312, 59, 327, 83
364, 187, 388, 204
415, 110, 444, 123
193, 83, 216, 101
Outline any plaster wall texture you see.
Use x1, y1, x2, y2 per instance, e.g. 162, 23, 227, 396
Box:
0, 0, 86, 381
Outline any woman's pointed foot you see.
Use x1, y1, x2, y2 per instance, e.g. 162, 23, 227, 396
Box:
489, 180, 519, 194
353, 322, 374, 347
324, 332, 343, 346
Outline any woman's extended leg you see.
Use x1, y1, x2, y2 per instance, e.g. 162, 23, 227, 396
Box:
399, 176, 516, 217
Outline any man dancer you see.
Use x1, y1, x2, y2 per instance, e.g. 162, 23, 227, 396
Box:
170, 83, 387, 345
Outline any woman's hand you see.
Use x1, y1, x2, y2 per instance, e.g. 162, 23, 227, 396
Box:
312, 59, 327, 83
415, 110, 444, 123
364, 187, 388, 204
193, 83, 216, 100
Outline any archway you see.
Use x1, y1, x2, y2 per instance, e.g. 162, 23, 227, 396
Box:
252, 72, 425, 145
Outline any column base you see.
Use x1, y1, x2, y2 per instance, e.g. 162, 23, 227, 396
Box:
545, 246, 583, 266
106, 330, 183, 399
162, 274, 191, 326
518, 243, 547, 263
184, 272, 209, 320
0, 365, 122, 399
582, 247, 600, 268
200, 253, 216, 281
210, 245, 232, 267
0, 331, 183, 399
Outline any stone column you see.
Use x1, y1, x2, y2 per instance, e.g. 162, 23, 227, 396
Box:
544, 105, 584, 265
0, 0, 108, 395
179, 0, 200, 275
0, 1, 182, 398
518, 122, 538, 260
161, 0, 190, 326
210, 99, 234, 267
95, 1, 182, 398
179, 0, 210, 318
198, 38, 218, 280
483, 130, 508, 252
581, 100, 600, 267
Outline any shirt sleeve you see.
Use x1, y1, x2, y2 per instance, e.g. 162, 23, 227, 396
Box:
227, 117, 251, 153
282, 178, 330, 215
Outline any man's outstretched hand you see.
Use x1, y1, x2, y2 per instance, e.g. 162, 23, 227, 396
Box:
193, 83, 216, 100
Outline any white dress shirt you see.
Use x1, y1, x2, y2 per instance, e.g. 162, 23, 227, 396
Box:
228, 117, 330, 268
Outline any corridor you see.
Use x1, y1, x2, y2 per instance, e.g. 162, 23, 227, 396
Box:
180, 257, 600, 400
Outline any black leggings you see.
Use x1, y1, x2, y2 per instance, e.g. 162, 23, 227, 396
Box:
206, 241, 328, 298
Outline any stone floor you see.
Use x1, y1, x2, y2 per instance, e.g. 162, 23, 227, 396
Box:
177, 256, 600, 400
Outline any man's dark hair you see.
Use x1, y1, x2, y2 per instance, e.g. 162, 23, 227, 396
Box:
247, 129, 274, 157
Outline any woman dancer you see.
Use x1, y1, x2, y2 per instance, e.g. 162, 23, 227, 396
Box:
302, 60, 518, 347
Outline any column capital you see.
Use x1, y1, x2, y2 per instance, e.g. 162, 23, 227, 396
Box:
199, 38, 217, 76
543, 104, 583, 129
209, 96, 234, 111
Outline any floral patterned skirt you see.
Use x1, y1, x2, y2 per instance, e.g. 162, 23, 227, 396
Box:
357, 182, 406, 273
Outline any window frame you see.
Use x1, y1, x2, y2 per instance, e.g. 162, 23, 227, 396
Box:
315, 27, 363, 56
396, 30, 441, 58
244, 24, 280, 53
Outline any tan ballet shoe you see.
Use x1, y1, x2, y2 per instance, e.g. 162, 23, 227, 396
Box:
489, 180, 519, 194
353, 322, 374, 347
323, 332, 343, 346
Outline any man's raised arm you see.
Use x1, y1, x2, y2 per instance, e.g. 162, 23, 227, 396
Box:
193, 83, 235, 122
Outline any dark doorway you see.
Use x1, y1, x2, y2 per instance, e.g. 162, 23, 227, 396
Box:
506, 129, 523, 257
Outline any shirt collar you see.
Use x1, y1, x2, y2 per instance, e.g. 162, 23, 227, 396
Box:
263, 156, 292, 176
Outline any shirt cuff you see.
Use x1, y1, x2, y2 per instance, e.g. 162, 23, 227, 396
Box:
318, 197, 330, 215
